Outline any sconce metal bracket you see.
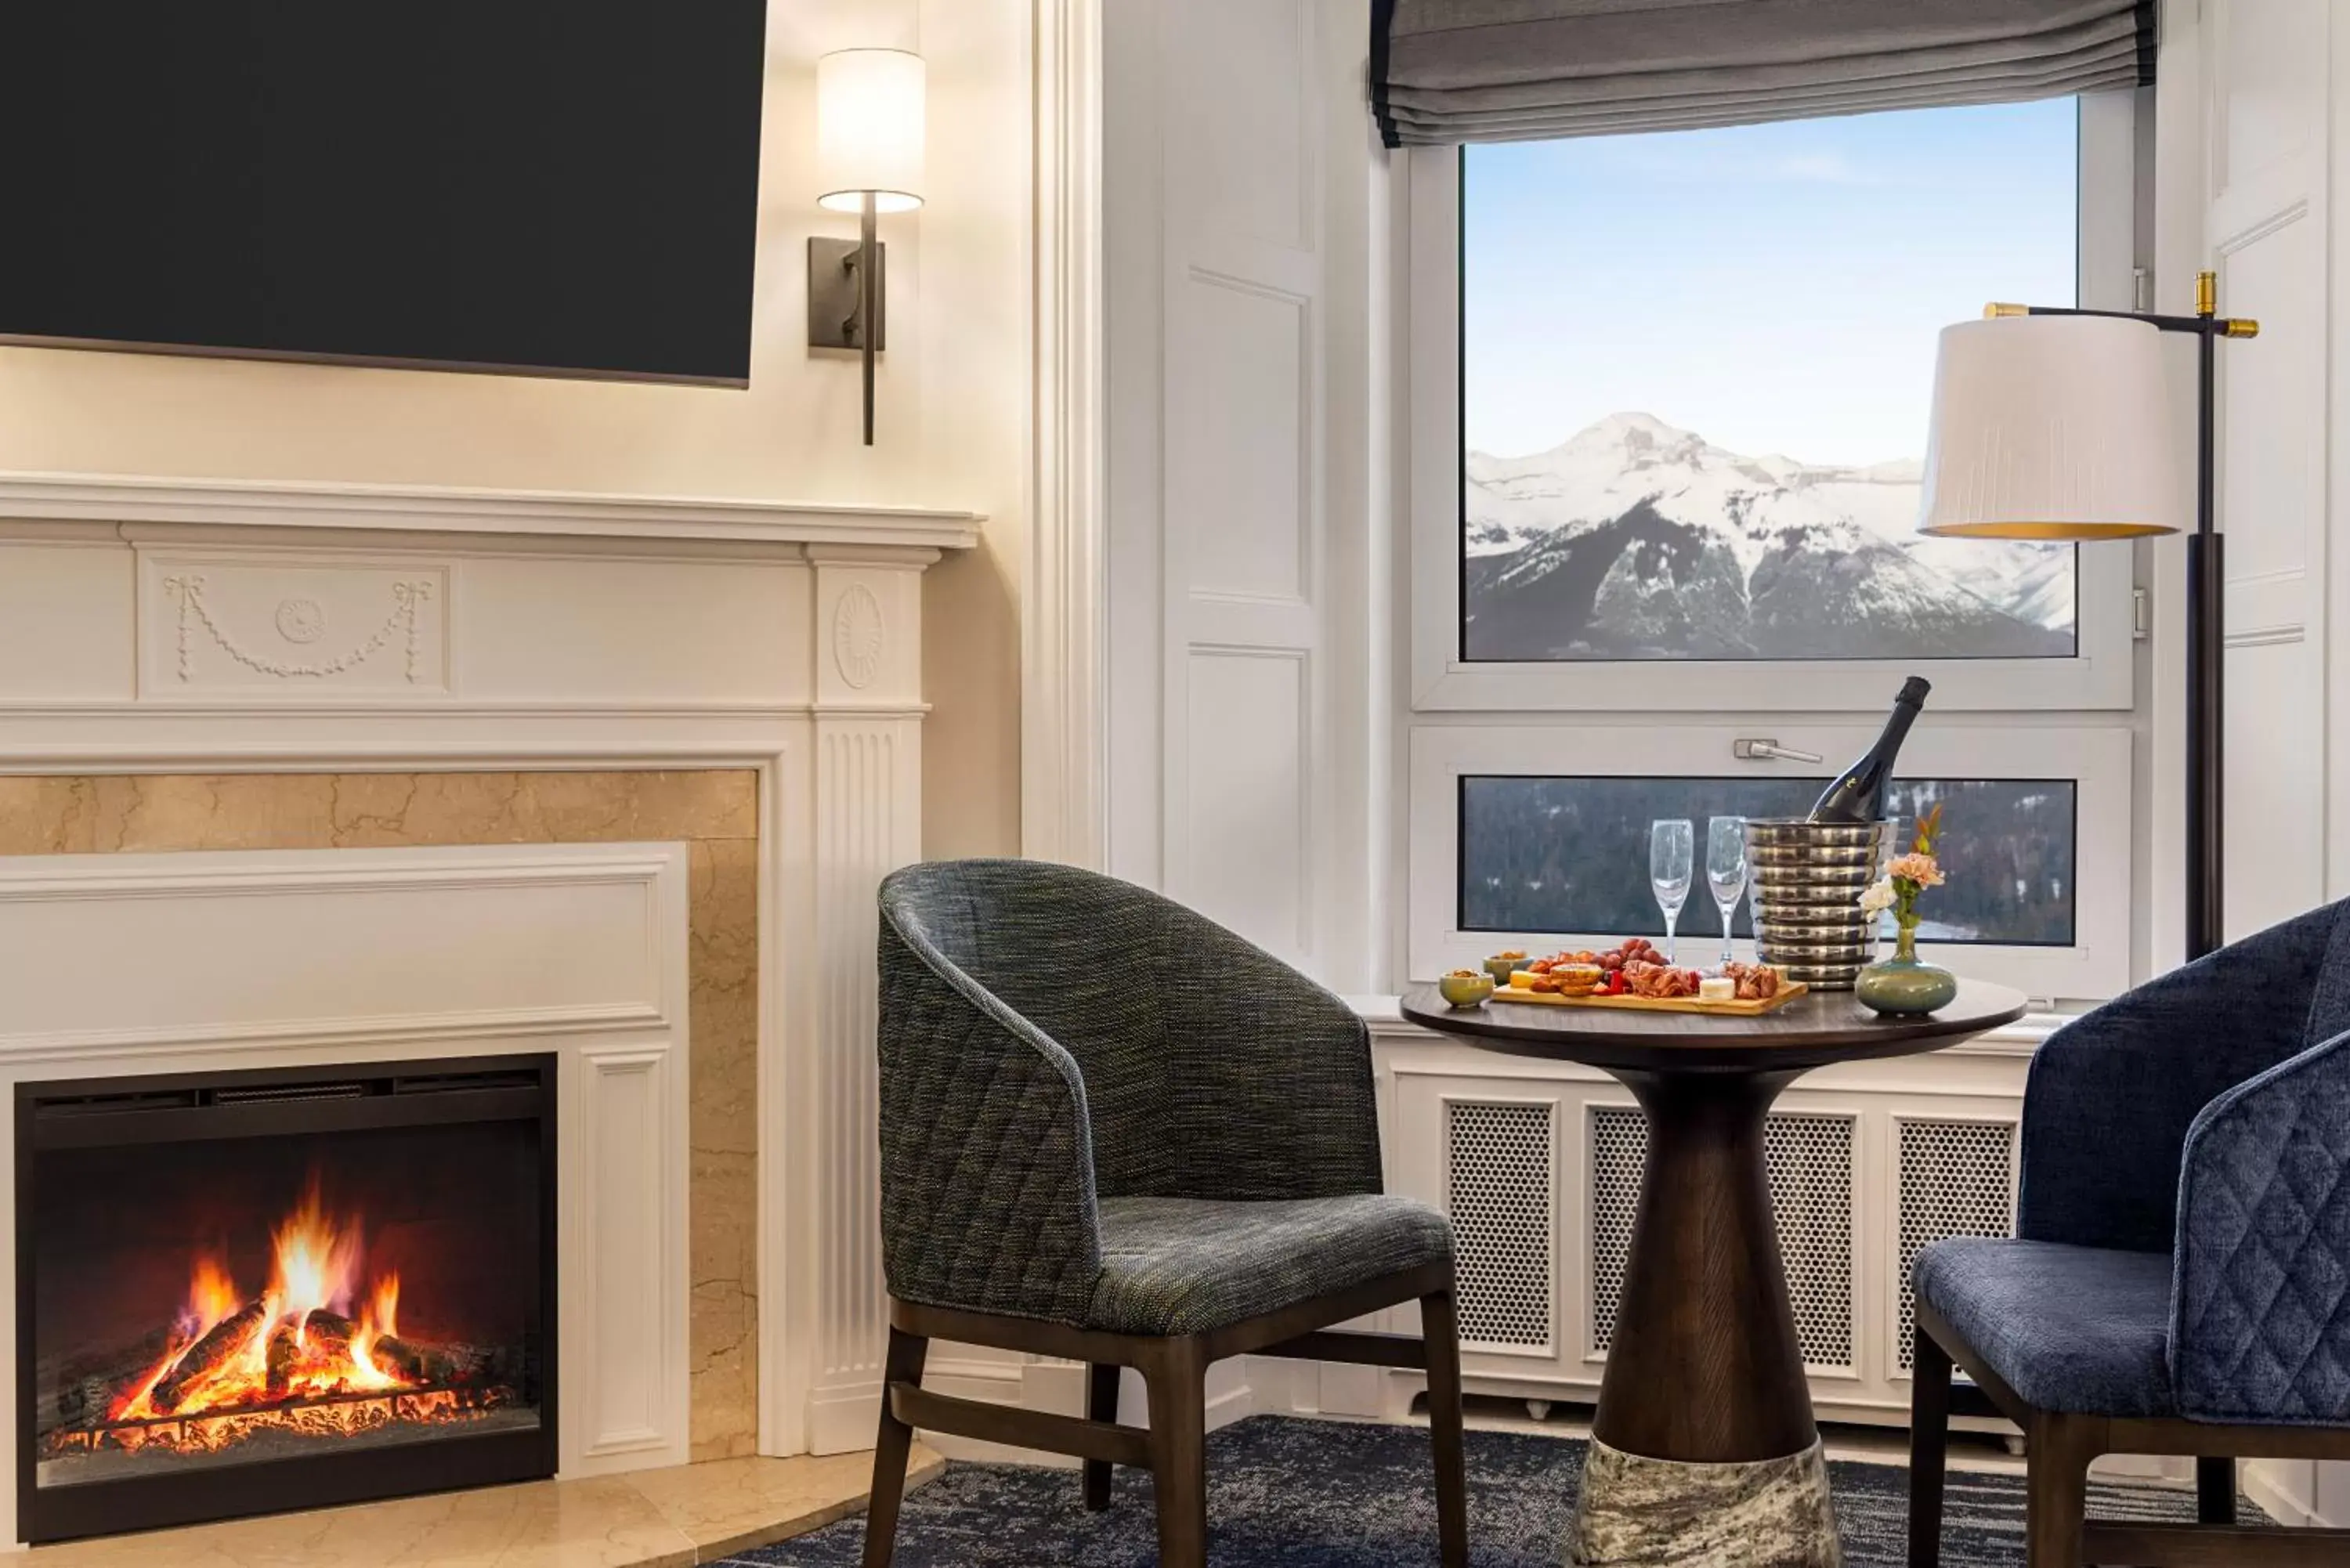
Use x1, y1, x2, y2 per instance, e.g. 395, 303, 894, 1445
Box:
807, 237, 886, 352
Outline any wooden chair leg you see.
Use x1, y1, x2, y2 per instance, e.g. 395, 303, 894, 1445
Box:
1083, 1361, 1122, 1511
861, 1327, 931, 1568
2023, 1413, 2095, 1568
2196, 1454, 2237, 1523
1144, 1339, 1209, 1568
1420, 1289, 1470, 1568
1907, 1324, 1953, 1568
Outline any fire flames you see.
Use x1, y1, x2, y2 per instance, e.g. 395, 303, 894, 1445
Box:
54, 1181, 508, 1460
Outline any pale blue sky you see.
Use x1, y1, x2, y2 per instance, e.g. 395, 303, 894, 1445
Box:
1464, 99, 2079, 465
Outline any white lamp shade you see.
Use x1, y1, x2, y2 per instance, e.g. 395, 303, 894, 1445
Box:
817, 49, 925, 215
1918, 315, 2182, 540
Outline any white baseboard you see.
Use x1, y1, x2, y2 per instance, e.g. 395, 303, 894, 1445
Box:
806, 1381, 886, 1457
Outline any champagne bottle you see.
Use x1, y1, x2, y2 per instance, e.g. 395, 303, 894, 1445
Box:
1807, 677, 1931, 825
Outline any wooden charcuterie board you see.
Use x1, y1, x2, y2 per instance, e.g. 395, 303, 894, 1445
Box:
1488, 981, 1809, 1016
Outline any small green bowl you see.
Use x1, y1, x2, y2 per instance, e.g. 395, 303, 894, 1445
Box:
1438, 972, 1497, 1008
1483, 956, 1527, 984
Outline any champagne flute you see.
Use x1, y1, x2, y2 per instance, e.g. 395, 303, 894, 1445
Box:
1650, 819, 1694, 963
1707, 816, 1748, 969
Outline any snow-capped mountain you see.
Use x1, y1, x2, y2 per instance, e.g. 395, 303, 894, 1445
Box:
1465, 413, 2075, 661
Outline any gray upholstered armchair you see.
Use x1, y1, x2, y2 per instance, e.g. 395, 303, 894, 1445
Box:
1907, 897, 2350, 1568
862, 859, 1466, 1568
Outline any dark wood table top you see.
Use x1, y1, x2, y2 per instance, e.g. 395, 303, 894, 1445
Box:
1397, 979, 2030, 1074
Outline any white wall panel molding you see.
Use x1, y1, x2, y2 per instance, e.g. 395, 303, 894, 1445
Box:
571, 1040, 692, 1465
2128, 0, 2334, 1505
1024, 0, 1109, 871
2192, 0, 2332, 949
1108, 0, 1332, 974
0, 471, 980, 551
0, 846, 681, 1063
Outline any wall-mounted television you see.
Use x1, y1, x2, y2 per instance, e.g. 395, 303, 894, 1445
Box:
0, 1, 769, 386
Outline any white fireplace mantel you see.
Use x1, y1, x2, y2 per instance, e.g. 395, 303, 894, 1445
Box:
0, 473, 967, 1487
0, 471, 982, 553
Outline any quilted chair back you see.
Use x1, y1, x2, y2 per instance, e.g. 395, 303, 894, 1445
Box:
2023, 898, 2350, 1255
2169, 898, 2350, 1422
880, 858, 1188, 1198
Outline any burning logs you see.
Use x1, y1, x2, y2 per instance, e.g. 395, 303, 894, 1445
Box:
265, 1312, 356, 1396
52, 1325, 175, 1429
369, 1335, 450, 1386
150, 1299, 272, 1414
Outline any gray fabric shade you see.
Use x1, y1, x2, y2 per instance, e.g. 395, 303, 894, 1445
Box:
1372, 0, 2155, 147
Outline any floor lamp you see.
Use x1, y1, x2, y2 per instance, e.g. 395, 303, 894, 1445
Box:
1917, 270, 2258, 1520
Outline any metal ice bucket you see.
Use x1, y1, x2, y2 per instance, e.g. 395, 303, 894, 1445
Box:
1743, 818, 1895, 990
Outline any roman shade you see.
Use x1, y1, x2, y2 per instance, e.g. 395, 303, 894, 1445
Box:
1372, 0, 2156, 147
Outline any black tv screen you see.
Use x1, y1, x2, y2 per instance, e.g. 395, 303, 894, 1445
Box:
0, 1, 769, 385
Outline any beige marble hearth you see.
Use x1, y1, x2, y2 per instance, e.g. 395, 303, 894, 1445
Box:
22, 1447, 941, 1568
0, 771, 764, 1461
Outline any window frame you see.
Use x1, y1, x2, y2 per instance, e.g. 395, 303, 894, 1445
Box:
1408, 93, 2143, 714
1407, 720, 2134, 1001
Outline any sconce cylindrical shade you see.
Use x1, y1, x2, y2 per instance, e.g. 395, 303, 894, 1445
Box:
1918, 315, 2182, 540
817, 49, 925, 215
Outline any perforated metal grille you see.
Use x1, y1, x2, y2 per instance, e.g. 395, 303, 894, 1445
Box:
1589, 1107, 1858, 1370
1769, 1114, 1857, 1367
1444, 1101, 1555, 1349
1588, 1107, 1647, 1356
1896, 1118, 2018, 1371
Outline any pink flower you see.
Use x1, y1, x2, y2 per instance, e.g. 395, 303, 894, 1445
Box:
1886, 852, 1944, 888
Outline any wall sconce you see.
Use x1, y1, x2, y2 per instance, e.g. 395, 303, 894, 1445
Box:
810, 48, 925, 446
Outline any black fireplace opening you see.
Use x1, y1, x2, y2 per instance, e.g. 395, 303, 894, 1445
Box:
16, 1055, 558, 1544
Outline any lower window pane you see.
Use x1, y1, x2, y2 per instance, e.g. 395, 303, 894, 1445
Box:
1458, 776, 2076, 945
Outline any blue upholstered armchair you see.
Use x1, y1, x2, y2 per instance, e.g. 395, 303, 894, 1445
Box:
861, 859, 1467, 1568
1907, 897, 2350, 1568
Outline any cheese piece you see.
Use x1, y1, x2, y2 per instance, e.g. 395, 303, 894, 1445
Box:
1697, 976, 1736, 1003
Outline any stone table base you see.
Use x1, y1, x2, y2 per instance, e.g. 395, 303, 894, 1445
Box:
1568, 1437, 1842, 1567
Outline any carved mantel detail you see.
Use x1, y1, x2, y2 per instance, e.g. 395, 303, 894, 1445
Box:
831, 583, 887, 691
164, 573, 437, 684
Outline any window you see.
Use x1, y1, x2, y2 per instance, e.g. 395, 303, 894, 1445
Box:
1459, 104, 2081, 667
1401, 96, 2142, 1003
1458, 777, 2077, 945
1409, 725, 2131, 1001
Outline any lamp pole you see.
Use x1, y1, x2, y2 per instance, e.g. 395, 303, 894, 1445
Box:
1986, 272, 2255, 963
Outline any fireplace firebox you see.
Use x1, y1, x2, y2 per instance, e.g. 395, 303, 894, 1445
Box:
15, 1056, 557, 1543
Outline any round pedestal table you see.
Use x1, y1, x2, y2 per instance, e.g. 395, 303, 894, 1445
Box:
1399, 980, 2028, 1568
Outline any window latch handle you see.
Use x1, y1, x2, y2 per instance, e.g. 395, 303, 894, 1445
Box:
1734, 738, 1824, 765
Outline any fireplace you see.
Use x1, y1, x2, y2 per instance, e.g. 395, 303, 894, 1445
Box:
15, 1056, 558, 1544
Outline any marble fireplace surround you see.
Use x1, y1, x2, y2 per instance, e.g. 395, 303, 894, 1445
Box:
0, 475, 977, 1546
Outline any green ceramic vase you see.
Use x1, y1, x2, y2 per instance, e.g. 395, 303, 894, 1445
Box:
1856, 928, 1958, 1016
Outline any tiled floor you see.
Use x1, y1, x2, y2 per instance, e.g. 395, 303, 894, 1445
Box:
24, 1447, 942, 1568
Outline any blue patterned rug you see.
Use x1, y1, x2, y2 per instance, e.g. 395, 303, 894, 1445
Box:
721, 1415, 2248, 1566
